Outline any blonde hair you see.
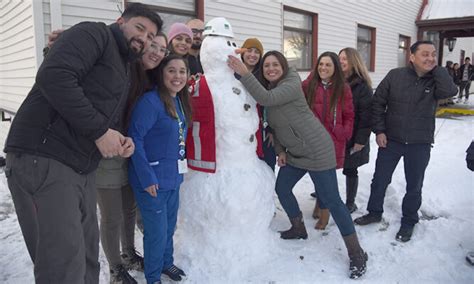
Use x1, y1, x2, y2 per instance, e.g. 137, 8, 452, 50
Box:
339, 47, 372, 89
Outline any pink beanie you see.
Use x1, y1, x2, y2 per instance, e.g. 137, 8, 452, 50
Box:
167, 23, 193, 43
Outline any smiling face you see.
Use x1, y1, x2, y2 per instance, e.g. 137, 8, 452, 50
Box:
410, 43, 437, 75
242, 48, 261, 70
317, 56, 335, 81
338, 50, 351, 76
162, 59, 188, 96
171, 34, 192, 56
187, 19, 205, 50
262, 55, 283, 83
117, 16, 157, 56
142, 35, 168, 70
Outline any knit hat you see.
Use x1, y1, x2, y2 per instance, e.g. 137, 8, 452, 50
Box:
167, 23, 193, 43
241, 38, 264, 55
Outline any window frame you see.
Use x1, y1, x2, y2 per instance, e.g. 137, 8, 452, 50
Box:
283, 6, 318, 71
398, 34, 411, 67
357, 24, 376, 72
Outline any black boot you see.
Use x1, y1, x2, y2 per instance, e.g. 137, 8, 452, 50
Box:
354, 213, 382, 225
345, 176, 358, 213
110, 264, 137, 284
343, 233, 368, 279
280, 212, 308, 240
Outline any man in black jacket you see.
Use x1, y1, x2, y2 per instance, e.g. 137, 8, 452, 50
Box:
354, 41, 457, 242
458, 57, 473, 103
3, 4, 162, 283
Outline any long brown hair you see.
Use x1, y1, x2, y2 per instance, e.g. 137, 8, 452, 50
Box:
260, 50, 289, 90
153, 54, 192, 124
305, 51, 346, 113
339, 47, 372, 89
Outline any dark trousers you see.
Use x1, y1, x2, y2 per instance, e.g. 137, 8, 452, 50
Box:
275, 164, 355, 236
134, 187, 179, 283
459, 81, 471, 99
367, 141, 431, 227
6, 153, 99, 284
261, 133, 277, 171
96, 184, 137, 268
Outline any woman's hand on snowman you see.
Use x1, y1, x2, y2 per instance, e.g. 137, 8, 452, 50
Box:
145, 184, 158, 197
227, 55, 250, 77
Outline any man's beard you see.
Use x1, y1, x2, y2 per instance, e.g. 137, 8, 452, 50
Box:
128, 38, 145, 60
191, 43, 201, 50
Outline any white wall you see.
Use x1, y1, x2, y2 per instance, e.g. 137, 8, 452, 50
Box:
0, 0, 38, 150
443, 37, 474, 66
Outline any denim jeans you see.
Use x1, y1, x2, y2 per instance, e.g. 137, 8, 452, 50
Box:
367, 140, 431, 227
275, 164, 355, 236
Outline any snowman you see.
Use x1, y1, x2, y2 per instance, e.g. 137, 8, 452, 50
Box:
175, 18, 276, 281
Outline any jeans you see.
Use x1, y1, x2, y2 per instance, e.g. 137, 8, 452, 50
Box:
459, 81, 471, 99
275, 164, 355, 236
367, 140, 431, 227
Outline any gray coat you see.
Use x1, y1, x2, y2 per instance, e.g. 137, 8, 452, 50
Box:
240, 68, 336, 171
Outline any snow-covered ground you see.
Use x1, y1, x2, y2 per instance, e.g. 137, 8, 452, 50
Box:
0, 114, 473, 283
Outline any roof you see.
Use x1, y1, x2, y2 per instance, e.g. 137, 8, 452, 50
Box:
421, 0, 474, 20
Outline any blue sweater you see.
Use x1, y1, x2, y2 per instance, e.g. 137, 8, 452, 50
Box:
128, 89, 187, 191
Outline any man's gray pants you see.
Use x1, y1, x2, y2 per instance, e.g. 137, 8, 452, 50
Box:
6, 153, 100, 284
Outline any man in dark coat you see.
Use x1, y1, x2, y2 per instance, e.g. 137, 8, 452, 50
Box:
354, 41, 458, 243
3, 4, 162, 283
458, 57, 473, 103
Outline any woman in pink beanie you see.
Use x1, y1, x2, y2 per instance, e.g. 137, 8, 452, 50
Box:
167, 23, 193, 57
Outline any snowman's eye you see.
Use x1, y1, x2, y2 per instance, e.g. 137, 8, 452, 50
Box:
232, 42, 237, 47
227, 41, 231, 46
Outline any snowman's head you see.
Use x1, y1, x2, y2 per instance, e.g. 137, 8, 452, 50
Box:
200, 18, 240, 74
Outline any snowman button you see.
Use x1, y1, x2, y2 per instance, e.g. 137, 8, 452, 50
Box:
244, 104, 251, 111
249, 134, 255, 142
232, 87, 241, 95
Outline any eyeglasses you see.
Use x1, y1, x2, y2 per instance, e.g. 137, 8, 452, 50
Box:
191, 28, 204, 35
149, 44, 170, 56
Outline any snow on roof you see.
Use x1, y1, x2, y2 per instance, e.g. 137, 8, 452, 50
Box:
421, 0, 474, 20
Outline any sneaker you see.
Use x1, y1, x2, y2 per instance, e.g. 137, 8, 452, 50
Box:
121, 250, 144, 272
395, 226, 414, 242
162, 264, 186, 281
354, 213, 382, 225
110, 264, 137, 284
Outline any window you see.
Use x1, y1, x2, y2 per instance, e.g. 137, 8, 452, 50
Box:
398, 35, 410, 67
125, 0, 204, 32
283, 7, 317, 71
357, 25, 376, 71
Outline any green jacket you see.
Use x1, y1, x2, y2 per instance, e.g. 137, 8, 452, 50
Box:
240, 68, 336, 171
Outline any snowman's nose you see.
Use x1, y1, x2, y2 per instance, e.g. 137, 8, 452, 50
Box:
235, 48, 248, 55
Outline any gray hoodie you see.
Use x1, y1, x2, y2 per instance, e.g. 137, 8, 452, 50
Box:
240, 68, 336, 171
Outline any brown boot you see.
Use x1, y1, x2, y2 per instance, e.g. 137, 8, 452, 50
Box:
280, 212, 308, 240
315, 209, 330, 230
343, 233, 368, 279
312, 199, 321, 219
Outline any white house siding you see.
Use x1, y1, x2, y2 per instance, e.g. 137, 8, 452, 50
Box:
204, 0, 282, 53
0, 0, 38, 150
282, 0, 422, 86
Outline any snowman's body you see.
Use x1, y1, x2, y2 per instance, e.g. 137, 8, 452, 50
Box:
175, 27, 276, 281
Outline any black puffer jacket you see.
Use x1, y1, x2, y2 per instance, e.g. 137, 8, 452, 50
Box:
4, 22, 132, 174
344, 75, 372, 169
372, 65, 457, 144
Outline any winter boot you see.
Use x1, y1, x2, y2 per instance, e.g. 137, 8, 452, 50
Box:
343, 233, 368, 279
121, 249, 144, 271
109, 264, 137, 284
315, 209, 330, 230
345, 176, 359, 213
162, 264, 186, 281
395, 225, 414, 242
354, 213, 382, 225
280, 212, 308, 240
312, 199, 321, 219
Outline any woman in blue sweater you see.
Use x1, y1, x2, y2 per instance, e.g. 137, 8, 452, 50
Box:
128, 54, 192, 284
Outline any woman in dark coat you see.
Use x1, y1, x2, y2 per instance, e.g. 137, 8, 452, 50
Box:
338, 47, 373, 213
